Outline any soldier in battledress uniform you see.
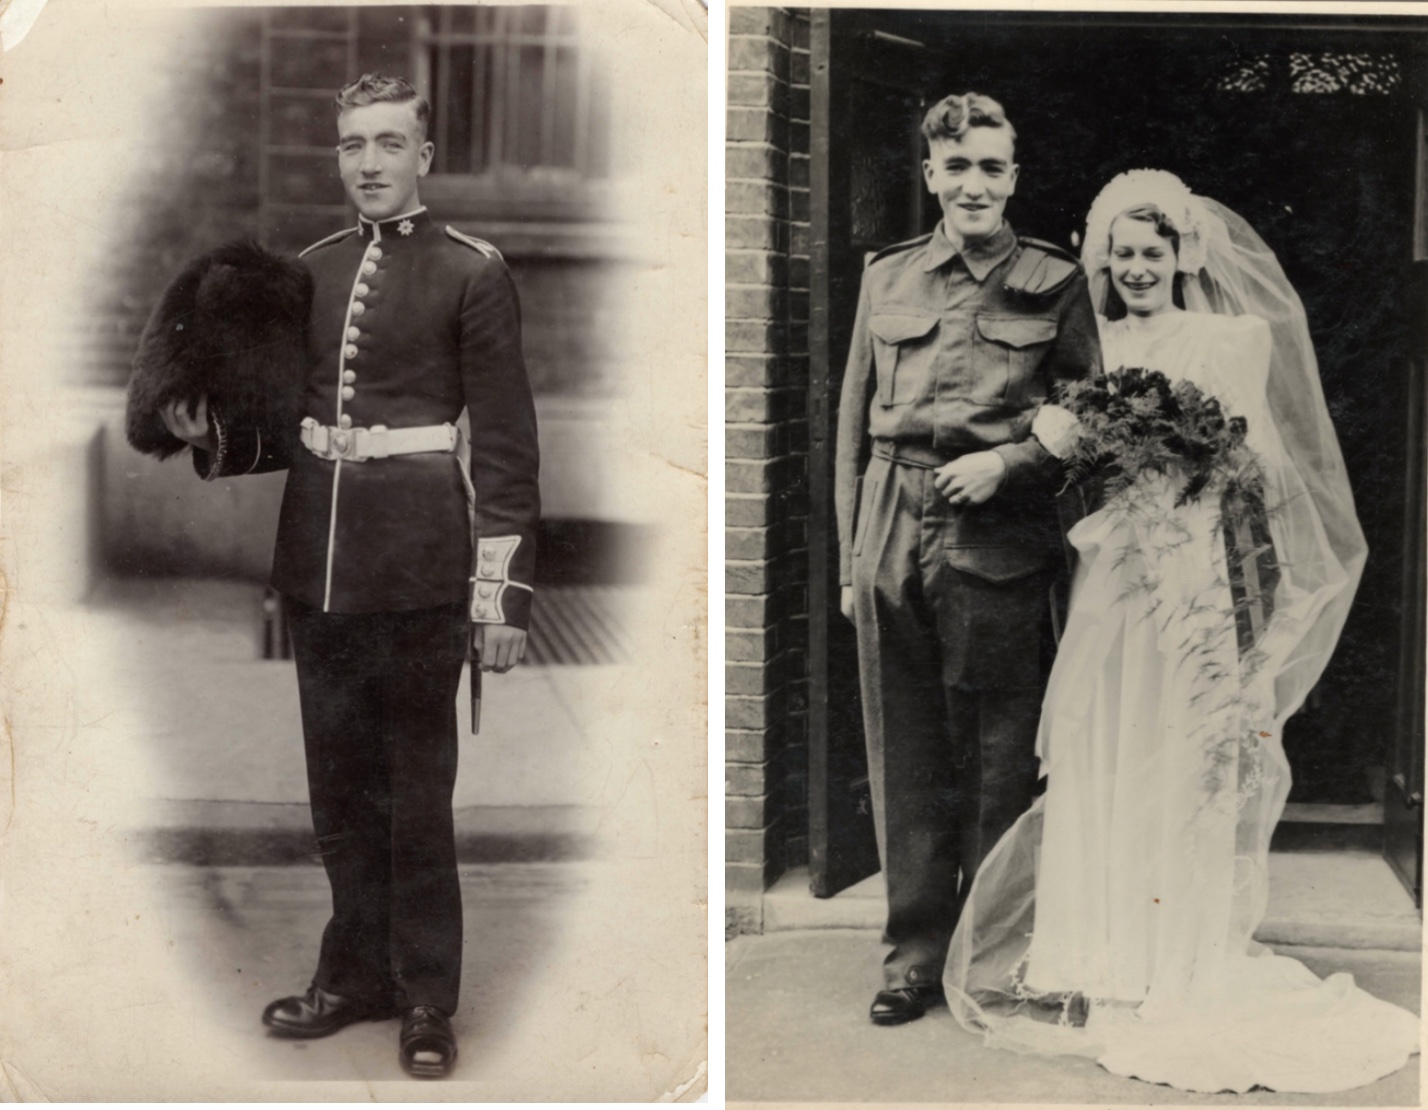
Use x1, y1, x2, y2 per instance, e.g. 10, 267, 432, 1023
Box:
160, 74, 538, 1078
833, 94, 1100, 1026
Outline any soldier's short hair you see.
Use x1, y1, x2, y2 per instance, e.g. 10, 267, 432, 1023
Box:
921, 93, 1016, 148
335, 73, 431, 140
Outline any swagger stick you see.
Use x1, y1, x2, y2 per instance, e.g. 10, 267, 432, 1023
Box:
470, 651, 482, 734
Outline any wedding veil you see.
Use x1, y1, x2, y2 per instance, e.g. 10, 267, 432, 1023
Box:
1083, 170, 1366, 727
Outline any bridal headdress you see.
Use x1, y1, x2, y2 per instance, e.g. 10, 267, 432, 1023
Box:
1083, 169, 1222, 276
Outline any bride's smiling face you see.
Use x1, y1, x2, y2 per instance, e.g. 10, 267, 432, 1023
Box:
1109, 214, 1178, 316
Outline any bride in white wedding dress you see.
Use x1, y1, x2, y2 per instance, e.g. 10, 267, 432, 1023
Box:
942, 170, 1420, 1093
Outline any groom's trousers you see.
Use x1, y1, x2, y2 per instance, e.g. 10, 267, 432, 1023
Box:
287, 597, 469, 1016
850, 446, 1059, 991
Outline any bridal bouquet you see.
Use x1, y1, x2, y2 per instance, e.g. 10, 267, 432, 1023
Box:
1038, 368, 1266, 513
1037, 369, 1280, 694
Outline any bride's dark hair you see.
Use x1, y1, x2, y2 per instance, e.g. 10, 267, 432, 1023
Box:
1102, 203, 1188, 319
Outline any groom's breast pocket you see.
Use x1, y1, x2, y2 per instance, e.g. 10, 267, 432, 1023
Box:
971, 314, 1059, 407
869, 311, 939, 407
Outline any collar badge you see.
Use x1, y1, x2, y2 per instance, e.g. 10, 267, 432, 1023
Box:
397, 219, 415, 237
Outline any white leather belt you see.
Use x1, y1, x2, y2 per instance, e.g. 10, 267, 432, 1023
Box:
300, 417, 459, 462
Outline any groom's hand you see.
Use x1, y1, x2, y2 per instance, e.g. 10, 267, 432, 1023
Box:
840, 585, 855, 623
934, 451, 1006, 507
160, 395, 217, 453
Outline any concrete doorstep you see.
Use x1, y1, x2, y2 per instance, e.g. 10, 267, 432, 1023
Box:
763, 852, 1423, 951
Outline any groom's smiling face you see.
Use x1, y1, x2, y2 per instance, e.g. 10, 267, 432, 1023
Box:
923, 127, 1018, 244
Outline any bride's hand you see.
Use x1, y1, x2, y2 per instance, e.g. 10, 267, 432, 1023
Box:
934, 451, 1006, 507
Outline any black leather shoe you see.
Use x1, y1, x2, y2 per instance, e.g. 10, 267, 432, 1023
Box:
399, 1005, 457, 1079
870, 985, 945, 1026
262, 985, 396, 1039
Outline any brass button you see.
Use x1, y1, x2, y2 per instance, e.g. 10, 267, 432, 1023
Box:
339, 414, 352, 429
356, 283, 370, 297
346, 326, 360, 341
362, 261, 377, 276
344, 344, 359, 359
343, 370, 356, 384
351, 302, 366, 317
341, 386, 355, 401
369, 246, 383, 260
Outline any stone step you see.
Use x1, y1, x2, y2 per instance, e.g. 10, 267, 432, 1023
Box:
1273, 801, 1388, 852
764, 851, 1423, 951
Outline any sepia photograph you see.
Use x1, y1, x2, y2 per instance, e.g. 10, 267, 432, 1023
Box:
0, 0, 706, 1098
725, 4, 1426, 1103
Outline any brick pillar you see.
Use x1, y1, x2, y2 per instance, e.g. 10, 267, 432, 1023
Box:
726, 7, 811, 935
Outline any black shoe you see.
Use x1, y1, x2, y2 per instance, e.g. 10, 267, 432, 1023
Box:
262, 985, 396, 1039
870, 985, 945, 1026
399, 1005, 457, 1079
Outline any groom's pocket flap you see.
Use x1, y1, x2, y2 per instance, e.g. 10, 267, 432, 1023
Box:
870, 313, 939, 344
946, 544, 1053, 583
975, 315, 1057, 348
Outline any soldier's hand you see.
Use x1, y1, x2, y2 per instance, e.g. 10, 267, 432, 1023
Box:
934, 451, 1006, 507
159, 395, 217, 453
840, 585, 855, 623
473, 623, 528, 673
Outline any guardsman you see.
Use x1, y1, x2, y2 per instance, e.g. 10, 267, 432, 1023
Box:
834, 93, 1100, 1026
159, 73, 539, 1078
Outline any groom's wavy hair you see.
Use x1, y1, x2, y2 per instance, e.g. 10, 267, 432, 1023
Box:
335, 73, 430, 140
921, 93, 1016, 150
1102, 204, 1188, 320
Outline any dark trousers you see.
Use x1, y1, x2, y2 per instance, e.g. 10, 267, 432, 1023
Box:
851, 455, 1050, 990
286, 597, 468, 1015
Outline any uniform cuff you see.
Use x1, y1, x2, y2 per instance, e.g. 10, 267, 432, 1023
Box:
469, 536, 534, 629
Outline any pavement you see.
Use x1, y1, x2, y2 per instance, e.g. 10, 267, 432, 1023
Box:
2, 858, 705, 1100
726, 929, 1422, 1106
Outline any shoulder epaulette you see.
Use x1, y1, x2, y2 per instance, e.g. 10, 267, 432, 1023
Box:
867, 233, 933, 268
1004, 237, 1080, 296
445, 226, 503, 260
298, 227, 358, 259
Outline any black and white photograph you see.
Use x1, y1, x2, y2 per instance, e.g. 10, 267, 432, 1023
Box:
0, 0, 706, 1098
725, 5, 1426, 1103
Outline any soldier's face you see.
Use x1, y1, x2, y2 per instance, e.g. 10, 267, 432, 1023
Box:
337, 101, 434, 222
923, 129, 1018, 244
1109, 215, 1178, 316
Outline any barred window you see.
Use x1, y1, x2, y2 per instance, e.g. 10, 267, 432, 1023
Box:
415, 5, 612, 181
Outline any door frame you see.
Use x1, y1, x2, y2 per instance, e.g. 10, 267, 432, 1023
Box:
804, 7, 1428, 901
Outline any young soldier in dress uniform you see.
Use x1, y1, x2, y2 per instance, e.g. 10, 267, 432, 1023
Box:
834, 93, 1100, 1026
159, 73, 539, 1077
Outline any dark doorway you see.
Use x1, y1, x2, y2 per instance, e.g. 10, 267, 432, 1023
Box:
807, 9, 1428, 899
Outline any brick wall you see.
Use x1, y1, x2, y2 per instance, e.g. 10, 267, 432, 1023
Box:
726, 7, 811, 934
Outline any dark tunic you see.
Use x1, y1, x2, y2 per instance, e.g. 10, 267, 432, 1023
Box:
200, 206, 540, 629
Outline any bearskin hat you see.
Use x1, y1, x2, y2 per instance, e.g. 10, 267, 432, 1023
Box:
126, 239, 312, 459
